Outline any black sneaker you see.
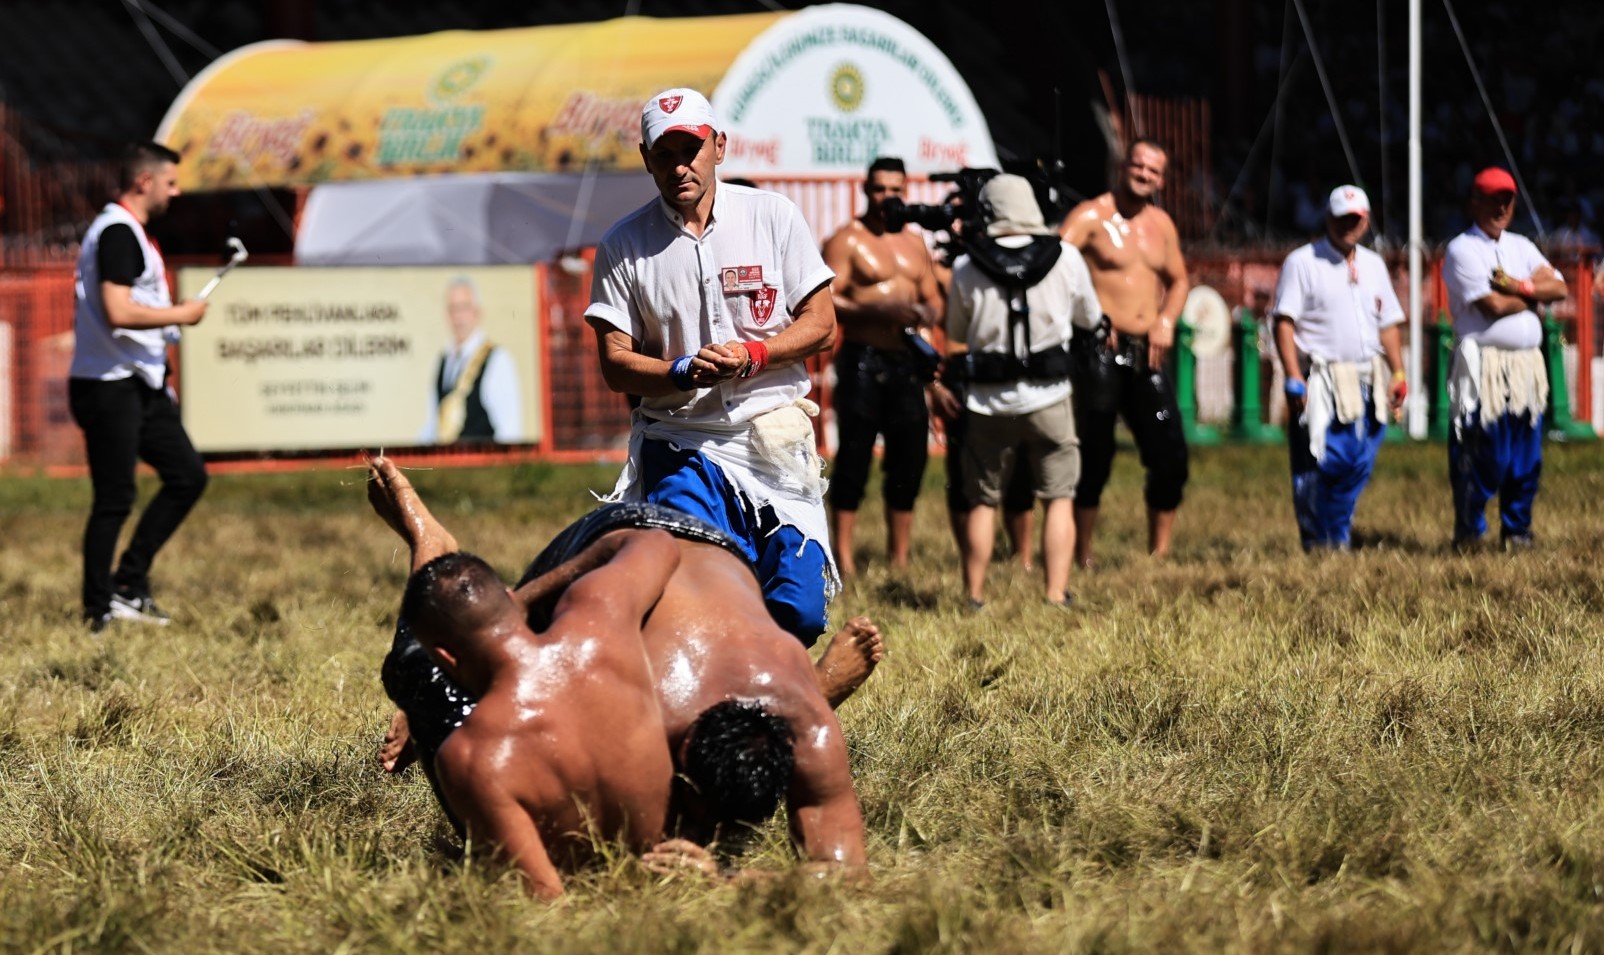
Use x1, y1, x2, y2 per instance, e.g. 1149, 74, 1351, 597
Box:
109, 592, 172, 626
86, 611, 114, 634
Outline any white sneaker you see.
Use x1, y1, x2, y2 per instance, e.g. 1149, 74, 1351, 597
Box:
109, 592, 172, 626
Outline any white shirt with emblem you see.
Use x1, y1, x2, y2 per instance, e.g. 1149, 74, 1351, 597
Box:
1444, 224, 1552, 350
1272, 237, 1405, 364
584, 182, 835, 425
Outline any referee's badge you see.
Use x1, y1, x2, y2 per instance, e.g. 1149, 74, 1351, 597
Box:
751, 287, 778, 326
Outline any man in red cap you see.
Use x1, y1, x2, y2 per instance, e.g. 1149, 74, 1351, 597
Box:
1441, 167, 1568, 550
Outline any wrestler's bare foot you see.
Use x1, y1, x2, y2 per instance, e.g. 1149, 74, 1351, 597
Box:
378, 709, 417, 774
815, 616, 884, 707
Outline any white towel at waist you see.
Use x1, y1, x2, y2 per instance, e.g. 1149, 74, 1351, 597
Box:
602, 400, 837, 589
1448, 340, 1547, 437
1302, 355, 1387, 462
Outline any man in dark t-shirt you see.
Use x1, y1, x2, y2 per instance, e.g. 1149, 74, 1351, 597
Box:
68, 141, 209, 632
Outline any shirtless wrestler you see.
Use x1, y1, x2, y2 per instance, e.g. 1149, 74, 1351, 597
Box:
821, 156, 944, 575
367, 458, 882, 890
367, 457, 679, 899
1059, 138, 1191, 566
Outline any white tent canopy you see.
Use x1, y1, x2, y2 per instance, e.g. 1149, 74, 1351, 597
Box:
295, 171, 659, 266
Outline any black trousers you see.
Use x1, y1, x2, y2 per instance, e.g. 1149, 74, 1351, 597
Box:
829, 343, 930, 512
1071, 333, 1189, 511
69, 377, 208, 616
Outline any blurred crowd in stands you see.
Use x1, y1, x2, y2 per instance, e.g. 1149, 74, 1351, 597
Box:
1208, 0, 1603, 258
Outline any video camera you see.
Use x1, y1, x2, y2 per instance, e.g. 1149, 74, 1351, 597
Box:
880, 167, 999, 264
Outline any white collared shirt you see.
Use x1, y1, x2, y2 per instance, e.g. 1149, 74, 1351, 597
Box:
946, 237, 1100, 417
1272, 237, 1405, 363
584, 182, 834, 426
1444, 224, 1553, 350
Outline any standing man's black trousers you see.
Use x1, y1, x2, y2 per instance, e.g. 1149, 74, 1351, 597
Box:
69, 376, 207, 617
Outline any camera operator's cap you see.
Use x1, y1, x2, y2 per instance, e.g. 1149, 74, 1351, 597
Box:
1472, 167, 1517, 196
641, 88, 717, 149
1327, 185, 1370, 217
980, 174, 1052, 237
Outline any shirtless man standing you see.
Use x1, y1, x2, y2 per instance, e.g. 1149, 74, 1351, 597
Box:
822, 157, 944, 575
369, 459, 881, 889
1059, 139, 1191, 566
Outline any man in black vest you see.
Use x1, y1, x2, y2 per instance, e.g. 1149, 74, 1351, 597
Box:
939, 175, 1101, 608
418, 276, 522, 444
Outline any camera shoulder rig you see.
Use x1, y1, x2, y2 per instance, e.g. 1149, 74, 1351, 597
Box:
946, 234, 1069, 386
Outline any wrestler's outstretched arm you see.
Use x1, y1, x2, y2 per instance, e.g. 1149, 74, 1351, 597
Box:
366, 455, 459, 572
510, 530, 634, 621
548, 529, 680, 632
785, 705, 869, 873
435, 734, 565, 900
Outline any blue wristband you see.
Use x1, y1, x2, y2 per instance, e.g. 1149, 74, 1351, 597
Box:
1284, 379, 1307, 398
669, 355, 697, 391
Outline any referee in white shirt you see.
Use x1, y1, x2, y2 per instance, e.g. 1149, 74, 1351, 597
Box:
1272, 185, 1406, 551
585, 88, 839, 645
68, 142, 208, 632
1441, 167, 1567, 550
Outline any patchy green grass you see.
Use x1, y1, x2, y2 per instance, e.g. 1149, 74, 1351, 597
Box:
2, 441, 1602, 953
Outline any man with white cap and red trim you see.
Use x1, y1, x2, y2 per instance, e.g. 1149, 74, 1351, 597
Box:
1271, 184, 1407, 551
1441, 167, 1567, 551
586, 88, 842, 644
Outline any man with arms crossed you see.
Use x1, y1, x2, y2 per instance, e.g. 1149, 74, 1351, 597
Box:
1442, 167, 1567, 550
586, 88, 839, 644
1059, 139, 1191, 566
1272, 185, 1407, 551
821, 156, 944, 576
368, 459, 878, 893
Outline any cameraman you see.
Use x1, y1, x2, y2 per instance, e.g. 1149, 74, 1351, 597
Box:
821, 157, 944, 576
940, 175, 1100, 607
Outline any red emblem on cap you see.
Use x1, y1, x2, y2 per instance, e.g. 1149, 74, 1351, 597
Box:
659, 95, 683, 114
1344, 189, 1356, 200
751, 287, 777, 326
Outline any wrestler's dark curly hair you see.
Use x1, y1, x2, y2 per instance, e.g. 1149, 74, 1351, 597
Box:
682, 700, 796, 830
400, 551, 503, 644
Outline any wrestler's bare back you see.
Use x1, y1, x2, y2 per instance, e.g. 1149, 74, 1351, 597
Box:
435, 627, 675, 868
637, 540, 822, 735
1063, 194, 1178, 335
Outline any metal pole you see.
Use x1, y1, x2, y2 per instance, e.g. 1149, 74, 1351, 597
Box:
1406, 0, 1426, 438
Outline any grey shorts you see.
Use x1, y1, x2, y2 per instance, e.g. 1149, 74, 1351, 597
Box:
961, 394, 1080, 505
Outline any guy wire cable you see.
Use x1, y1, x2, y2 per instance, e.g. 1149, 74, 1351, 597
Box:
1290, 0, 1361, 189
123, 0, 297, 240
1441, 0, 1544, 234
1103, 0, 1143, 138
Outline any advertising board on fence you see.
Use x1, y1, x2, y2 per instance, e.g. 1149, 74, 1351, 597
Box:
175, 266, 541, 452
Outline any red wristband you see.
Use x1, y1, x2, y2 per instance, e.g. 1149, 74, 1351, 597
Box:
1516, 279, 1535, 298
740, 340, 769, 378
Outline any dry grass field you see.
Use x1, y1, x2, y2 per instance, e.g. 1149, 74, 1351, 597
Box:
2, 440, 1602, 953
